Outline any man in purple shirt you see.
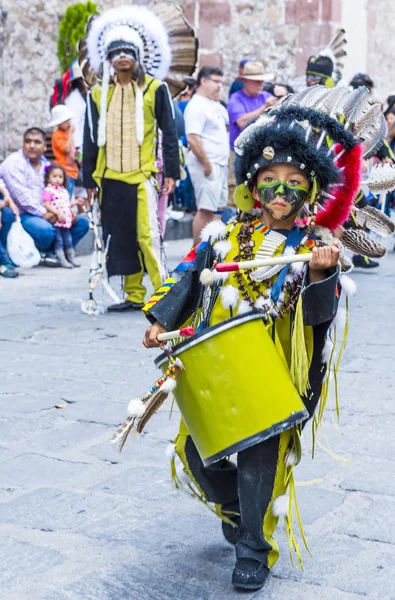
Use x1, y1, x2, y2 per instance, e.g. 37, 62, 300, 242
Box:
0, 128, 89, 265
227, 62, 277, 148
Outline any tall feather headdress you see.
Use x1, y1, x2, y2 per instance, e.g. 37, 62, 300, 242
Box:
86, 3, 197, 147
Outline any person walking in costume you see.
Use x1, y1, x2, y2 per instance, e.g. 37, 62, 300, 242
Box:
83, 5, 180, 312
122, 86, 392, 591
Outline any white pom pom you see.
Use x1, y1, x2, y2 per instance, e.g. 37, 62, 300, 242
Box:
212, 270, 230, 283
333, 307, 346, 332
272, 494, 289, 517
200, 220, 227, 243
291, 261, 306, 275
161, 377, 177, 393
238, 300, 252, 315
283, 246, 296, 257
340, 274, 357, 297
214, 240, 232, 259
255, 296, 266, 310
200, 268, 214, 286
220, 285, 240, 310
176, 463, 190, 485
314, 226, 334, 246
285, 451, 297, 468
166, 443, 176, 459
322, 337, 334, 364
127, 399, 146, 418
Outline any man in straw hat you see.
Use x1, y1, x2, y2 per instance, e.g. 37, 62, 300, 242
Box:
83, 5, 179, 312
227, 61, 276, 150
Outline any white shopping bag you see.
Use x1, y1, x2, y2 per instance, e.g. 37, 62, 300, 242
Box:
7, 219, 40, 268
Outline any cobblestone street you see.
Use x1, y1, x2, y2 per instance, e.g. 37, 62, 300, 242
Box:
1, 239, 395, 600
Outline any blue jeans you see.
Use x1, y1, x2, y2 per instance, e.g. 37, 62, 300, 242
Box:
0, 206, 15, 246
20, 213, 89, 253
0, 207, 16, 266
55, 228, 73, 250
67, 177, 76, 199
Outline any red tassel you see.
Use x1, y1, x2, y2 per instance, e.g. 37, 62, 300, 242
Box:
315, 144, 362, 231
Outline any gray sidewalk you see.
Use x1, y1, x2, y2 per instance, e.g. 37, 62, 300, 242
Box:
0, 240, 394, 600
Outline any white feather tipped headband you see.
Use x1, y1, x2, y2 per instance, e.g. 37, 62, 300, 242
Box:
87, 5, 172, 148
86, 5, 172, 80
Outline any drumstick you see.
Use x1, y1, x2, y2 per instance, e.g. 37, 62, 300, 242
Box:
215, 253, 313, 272
157, 326, 195, 342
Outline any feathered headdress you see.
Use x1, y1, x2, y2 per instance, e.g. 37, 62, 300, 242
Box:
306, 29, 347, 87
233, 85, 392, 233
85, 3, 198, 147
86, 5, 172, 147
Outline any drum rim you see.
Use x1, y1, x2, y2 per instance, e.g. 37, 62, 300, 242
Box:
201, 408, 309, 467
155, 311, 267, 367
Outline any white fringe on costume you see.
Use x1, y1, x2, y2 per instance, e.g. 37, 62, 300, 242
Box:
200, 220, 227, 243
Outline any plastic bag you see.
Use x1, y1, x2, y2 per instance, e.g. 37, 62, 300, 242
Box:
7, 219, 40, 268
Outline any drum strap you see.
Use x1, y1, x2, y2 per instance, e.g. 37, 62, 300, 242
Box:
271, 227, 306, 305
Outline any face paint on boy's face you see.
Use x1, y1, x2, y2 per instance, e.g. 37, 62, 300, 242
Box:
257, 180, 309, 220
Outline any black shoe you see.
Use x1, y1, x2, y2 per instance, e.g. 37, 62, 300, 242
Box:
39, 253, 61, 268
232, 559, 270, 591
107, 300, 145, 313
222, 516, 241, 545
352, 255, 379, 269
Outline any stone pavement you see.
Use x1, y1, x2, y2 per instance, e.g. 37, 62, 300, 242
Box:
1, 239, 395, 600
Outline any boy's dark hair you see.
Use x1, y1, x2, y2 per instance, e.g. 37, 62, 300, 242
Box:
44, 163, 68, 187
197, 66, 223, 87
23, 127, 46, 142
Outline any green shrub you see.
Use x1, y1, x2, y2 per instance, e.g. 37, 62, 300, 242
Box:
57, 1, 98, 73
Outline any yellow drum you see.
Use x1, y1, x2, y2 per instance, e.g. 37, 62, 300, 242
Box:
155, 313, 308, 466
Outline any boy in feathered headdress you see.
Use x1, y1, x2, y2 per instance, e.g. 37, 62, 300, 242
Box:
83, 5, 179, 312
117, 85, 390, 591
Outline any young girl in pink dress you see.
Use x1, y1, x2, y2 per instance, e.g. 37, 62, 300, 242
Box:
43, 164, 81, 268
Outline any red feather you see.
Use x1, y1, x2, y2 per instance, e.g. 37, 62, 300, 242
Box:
315, 144, 362, 231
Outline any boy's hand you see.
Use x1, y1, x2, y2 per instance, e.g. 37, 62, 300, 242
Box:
308, 240, 340, 283
143, 322, 168, 349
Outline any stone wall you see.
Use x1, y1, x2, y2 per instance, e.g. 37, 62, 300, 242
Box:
0, 0, 394, 158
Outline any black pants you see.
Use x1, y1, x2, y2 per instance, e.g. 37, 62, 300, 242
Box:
175, 424, 291, 569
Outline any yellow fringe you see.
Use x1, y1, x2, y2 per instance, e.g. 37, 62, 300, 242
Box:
312, 299, 349, 459
284, 467, 312, 570
290, 295, 310, 396
170, 447, 235, 526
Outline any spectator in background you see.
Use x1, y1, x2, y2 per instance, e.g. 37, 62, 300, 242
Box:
184, 66, 229, 244
0, 179, 19, 278
64, 61, 88, 155
349, 73, 374, 93
0, 127, 89, 266
49, 105, 80, 198
178, 77, 197, 114
227, 61, 276, 149
386, 110, 395, 153
266, 82, 294, 99
229, 58, 250, 97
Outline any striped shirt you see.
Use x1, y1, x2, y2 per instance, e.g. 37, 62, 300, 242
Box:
0, 150, 49, 216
